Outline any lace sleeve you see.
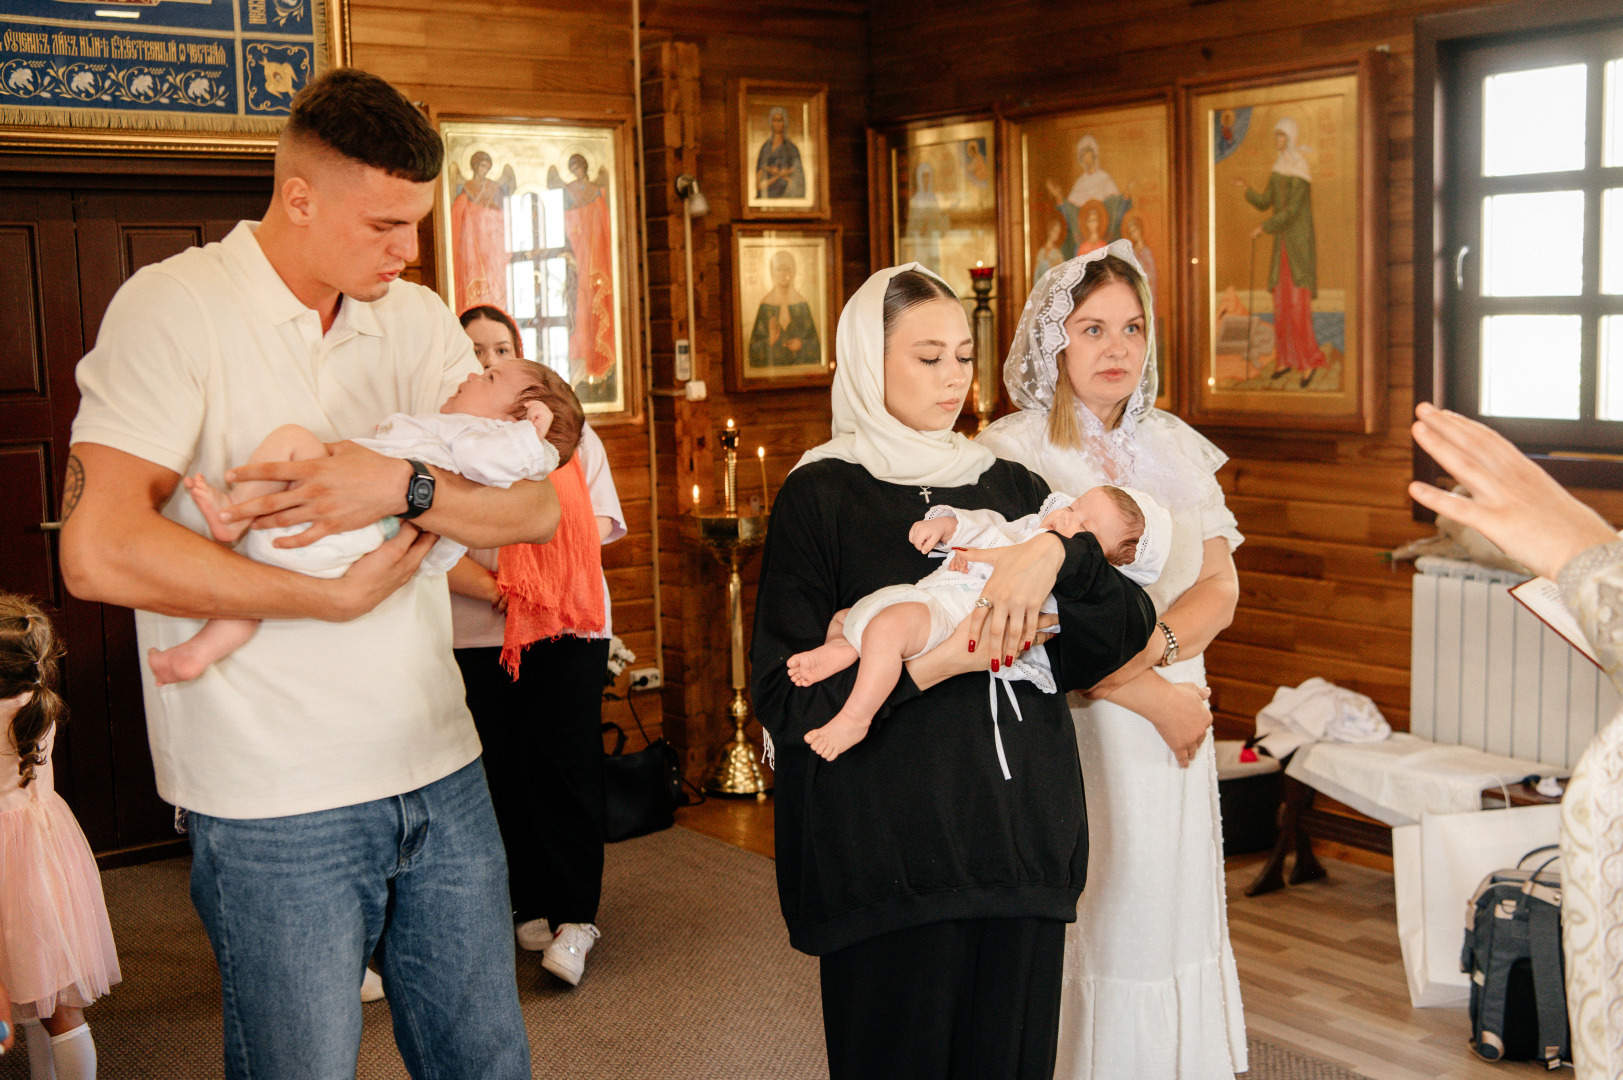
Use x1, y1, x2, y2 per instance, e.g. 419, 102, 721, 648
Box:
1558, 538, 1623, 692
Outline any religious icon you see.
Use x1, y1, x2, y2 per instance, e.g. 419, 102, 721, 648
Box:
547, 154, 617, 391
438, 118, 636, 418
755, 107, 807, 199
1186, 56, 1386, 433
747, 250, 821, 368
883, 119, 997, 302
736, 80, 829, 219
1230, 115, 1328, 388
1011, 99, 1174, 408
448, 150, 516, 315
1043, 134, 1137, 260
726, 223, 842, 391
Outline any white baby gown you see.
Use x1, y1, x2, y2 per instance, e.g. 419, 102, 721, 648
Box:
243, 411, 558, 578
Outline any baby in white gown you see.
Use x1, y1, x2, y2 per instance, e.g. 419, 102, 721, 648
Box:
788, 485, 1170, 761
147, 359, 582, 686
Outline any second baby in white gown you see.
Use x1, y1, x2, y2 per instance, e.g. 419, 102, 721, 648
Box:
788, 483, 1171, 763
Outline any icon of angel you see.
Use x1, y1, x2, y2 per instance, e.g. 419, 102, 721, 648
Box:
448, 151, 517, 315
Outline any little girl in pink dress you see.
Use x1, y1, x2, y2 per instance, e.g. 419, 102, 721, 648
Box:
0, 594, 120, 1079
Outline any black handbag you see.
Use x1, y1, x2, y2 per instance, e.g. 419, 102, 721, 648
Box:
600, 719, 688, 842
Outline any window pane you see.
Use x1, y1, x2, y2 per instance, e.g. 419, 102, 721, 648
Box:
1607, 60, 1623, 168
1483, 63, 1587, 176
1606, 188, 1623, 295
1602, 317, 1623, 421
1480, 315, 1581, 419
1481, 191, 1585, 296
508, 259, 536, 319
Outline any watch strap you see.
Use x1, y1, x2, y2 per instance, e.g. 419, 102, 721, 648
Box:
401, 459, 433, 520
1156, 620, 1180, 667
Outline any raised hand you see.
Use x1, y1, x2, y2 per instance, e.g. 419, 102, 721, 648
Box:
1408, 402, 1615, 580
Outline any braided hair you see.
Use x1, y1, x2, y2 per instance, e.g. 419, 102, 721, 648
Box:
0, 594, 68, 788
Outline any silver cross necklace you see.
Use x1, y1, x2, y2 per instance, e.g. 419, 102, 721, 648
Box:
919, 486, 932, 504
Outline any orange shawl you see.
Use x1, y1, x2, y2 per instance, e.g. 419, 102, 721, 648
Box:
497, 455, 605, 677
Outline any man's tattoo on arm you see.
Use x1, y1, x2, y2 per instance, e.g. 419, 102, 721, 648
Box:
60, 454, 85, 524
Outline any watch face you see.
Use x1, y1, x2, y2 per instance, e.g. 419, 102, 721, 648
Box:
409, 475, 435, 508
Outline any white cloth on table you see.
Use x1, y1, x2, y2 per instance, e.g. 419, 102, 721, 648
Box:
245, 411, 558, 578
1253, 676, 1391, 759
1286, 733, 1557, 827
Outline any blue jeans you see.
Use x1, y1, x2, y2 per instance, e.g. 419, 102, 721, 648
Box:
187, 758, 530, 1080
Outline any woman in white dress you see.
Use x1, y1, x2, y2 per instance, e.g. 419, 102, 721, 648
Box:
978, 239, 1248, 1079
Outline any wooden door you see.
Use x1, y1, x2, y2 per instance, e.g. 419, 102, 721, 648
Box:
0, 179, 269, 860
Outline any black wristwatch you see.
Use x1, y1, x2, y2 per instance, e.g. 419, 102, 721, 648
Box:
401, 459, 434, 520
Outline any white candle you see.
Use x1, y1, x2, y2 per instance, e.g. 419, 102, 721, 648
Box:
691, 483, 700, 507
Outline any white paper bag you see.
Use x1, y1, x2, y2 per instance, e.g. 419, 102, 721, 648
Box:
1392, 804, 1562, 1008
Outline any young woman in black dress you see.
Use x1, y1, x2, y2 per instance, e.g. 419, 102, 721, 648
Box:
751, 264, 1160, 1079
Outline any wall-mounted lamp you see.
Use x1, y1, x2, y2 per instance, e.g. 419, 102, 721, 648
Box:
675, 174, 709, 217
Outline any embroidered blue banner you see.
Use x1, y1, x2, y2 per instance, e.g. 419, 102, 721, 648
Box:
0, 0, 330, 135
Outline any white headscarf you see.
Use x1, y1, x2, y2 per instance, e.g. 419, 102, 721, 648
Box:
991, 240, 1220, 510
795, 263, 996, 488
1271, 116, 1313, 183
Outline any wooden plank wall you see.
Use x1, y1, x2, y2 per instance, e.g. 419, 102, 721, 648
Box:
641, 0, 868, 778
348, 0, 667, 744
869, 0, 1623, 742
350, 0, 868, 775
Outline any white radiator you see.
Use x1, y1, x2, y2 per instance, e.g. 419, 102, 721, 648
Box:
1410, 556, 1619, 771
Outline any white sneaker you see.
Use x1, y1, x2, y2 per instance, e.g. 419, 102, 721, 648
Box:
541, 923, 600, 986
360, 966, 386, 1003
515, 919, 554, 952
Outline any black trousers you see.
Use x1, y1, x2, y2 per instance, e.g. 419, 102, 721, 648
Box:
819, 917, 1067, 1080
455, 638, 609, 926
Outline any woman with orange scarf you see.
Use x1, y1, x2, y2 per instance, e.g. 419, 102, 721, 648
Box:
450, 306, 626, 988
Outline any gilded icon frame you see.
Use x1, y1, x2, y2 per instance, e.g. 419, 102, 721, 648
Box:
1179, 54, 1386, 433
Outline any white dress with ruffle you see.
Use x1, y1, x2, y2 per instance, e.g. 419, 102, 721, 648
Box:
979, 408, 1248, 1080
0, 724, 121, 1019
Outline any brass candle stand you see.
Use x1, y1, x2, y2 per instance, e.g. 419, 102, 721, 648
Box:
968, 264, 997, 432
682, 423, 770, 799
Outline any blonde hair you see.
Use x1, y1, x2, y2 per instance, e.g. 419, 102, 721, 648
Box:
1046, 254, 1157, 450
0, 594, 67, 788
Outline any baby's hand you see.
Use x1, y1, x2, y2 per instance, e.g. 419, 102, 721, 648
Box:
908, 515, 957, 554
525, 400, 554, 441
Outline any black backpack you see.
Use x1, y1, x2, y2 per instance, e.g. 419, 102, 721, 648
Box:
1460, 845, 1569, 1069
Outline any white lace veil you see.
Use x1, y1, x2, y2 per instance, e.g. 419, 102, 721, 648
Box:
996, 239, 1217, 510
1004, 238, 1157, 417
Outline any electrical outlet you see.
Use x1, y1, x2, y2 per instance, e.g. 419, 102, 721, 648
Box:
628, 667, 662, 691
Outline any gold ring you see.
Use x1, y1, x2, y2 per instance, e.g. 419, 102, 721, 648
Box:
974, 597, 993, 609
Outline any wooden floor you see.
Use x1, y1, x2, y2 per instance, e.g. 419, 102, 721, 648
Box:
675, 797, 1546, 1080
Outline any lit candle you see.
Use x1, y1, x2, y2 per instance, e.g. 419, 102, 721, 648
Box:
757, 446, 769, 508
726, 417, 735, 429
691, 483, 700, 508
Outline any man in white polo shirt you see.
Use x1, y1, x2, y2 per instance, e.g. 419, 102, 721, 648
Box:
61, 70, 544, 1079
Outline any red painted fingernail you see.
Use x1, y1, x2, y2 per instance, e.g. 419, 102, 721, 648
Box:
968, 640, 976, 652
991, 659, 1000, 672
1005, 655, 1013, 666
1023, 641, 1031, 651
951, 546, 965, 551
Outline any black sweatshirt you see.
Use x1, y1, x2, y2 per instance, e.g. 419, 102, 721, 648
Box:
750, 458, 1156, 956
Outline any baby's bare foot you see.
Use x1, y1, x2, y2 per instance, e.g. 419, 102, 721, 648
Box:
786, 641, 857, 687
186, 474, 248, 543
148, 644, 210, 687
804, 711, 871, 761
